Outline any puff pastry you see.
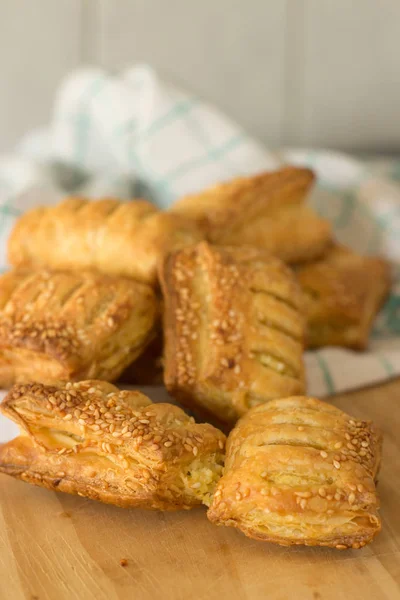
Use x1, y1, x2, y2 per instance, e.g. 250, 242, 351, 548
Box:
296, 245, 391, 349
8, 197, 204, 285
118, 332, 164, 386
0, 380, 225, 510
160, 242, 306, 425
208, 396, 382, 549
170, 167, 332, 264
0, 270, 158, 386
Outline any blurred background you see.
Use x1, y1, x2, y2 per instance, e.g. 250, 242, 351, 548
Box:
1, 0, 400, 154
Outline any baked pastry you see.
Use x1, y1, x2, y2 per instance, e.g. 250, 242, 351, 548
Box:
296, 245, 391, 349
170, 167, 332, 264
160, 242, 306, 425
118, 332, 164, 386
8, 197, 204, 285
0, 380, 225, 510
208, 396, 382, 549
0, 270, 158, 386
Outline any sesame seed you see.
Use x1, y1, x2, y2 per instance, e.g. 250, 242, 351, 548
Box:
295, 491, 311, 498
333, 460, 341, 469
320, 451, 328, 458
348, 493, 356, 504
63, 414, 73, 421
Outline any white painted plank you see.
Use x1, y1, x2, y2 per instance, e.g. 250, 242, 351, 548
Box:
0, 0, 82, 152
302, 0, 400, 150
97, 0, 287, 147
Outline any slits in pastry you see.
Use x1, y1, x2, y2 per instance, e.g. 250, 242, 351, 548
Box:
0, 270, 158, 386
208, 396, 382, 549
170, 167, 332, 264
296, 245, 391, 349
8, 197, 204, 285
160, 242, 306, 425
0, 380, 225, 510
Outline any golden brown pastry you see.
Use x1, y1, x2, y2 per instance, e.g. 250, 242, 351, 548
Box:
0, 380, 225, 510
170, 166, 332, 264
208, 396, 382, 549
8, 197, 204, 285
0, 270, 158, 386
160, 242, 306, 425
118, 332, 164, 386
296, 245, 391, 349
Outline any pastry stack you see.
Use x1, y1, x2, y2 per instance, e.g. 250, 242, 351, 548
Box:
0, 167, 390, 550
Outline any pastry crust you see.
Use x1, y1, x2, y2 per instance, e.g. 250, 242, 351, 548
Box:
296, 245, 391, 349
160, 242, 306, 425
0, 270, 158, 386
170, 167, 332, 264
0, 380, 225, 510
8, 197, 204, 285
118, 332, 164, 386
208, 396, 382, 549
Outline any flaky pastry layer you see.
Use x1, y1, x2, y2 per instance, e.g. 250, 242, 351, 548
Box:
208, 396, 382, 549
296, 245, 391, 349
170, 167, 332, 264
8, 197, 204, 285
0, 380, 225, 510
0, 269, 158, 386
160, 242, 306, 425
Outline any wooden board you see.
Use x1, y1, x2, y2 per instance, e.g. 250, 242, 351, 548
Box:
0, 379, 400, 600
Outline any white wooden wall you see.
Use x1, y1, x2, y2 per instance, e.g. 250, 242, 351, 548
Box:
1, 0, 400, 153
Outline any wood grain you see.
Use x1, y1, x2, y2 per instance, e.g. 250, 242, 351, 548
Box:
0, 379, 400, 599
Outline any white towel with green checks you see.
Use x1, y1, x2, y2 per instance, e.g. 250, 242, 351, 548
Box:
0, 65, 399, 407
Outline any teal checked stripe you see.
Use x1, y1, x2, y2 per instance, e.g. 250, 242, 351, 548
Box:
315, 352, 335, 395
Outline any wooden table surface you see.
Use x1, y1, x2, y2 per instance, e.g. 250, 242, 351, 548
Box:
0, 379, 400, 600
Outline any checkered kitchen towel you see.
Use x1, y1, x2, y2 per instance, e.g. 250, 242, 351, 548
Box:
0, 64, 399, 404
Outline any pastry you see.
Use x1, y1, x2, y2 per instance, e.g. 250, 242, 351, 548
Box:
170, 167, 332, 264
160, 242, 306, 425
296, 245, 391, 349
0, 380, 225, 510
8, 197, 204, 285
0, 269, 158, 386
208, 396, 382, 549
118, 331, 164, 386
